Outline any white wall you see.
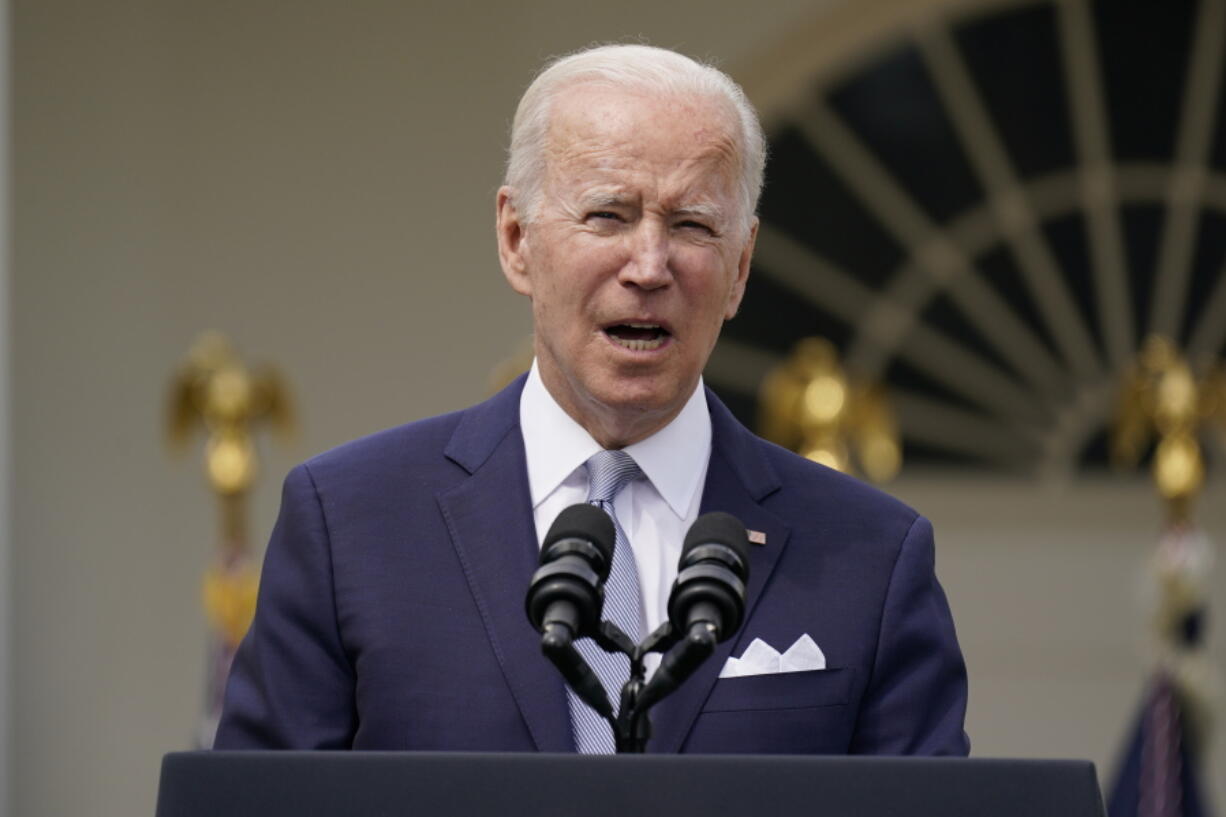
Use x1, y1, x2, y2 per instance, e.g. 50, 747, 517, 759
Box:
11, 2, 1223, 816
894, 475, 1225, 793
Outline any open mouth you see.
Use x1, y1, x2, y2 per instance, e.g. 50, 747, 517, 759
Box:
604, 322, 671, 351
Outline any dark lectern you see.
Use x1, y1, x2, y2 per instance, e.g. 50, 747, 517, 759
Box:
156, 752, 1105, 817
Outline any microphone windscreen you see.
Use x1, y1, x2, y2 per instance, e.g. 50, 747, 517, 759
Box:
543, 503, 615, 563
682, 512, 750, 567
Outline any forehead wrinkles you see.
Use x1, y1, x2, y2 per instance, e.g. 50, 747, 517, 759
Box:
542, 87, 743, 205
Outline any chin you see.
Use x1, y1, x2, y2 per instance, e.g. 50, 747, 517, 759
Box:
588, 374, 684, 417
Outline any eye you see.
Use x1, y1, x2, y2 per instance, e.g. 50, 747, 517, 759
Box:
676, 219, 715, 235
587, 211, 622, 222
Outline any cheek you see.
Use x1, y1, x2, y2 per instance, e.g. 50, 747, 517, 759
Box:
722, 276, 746, 318
531, 275, 585, 334
678, 261, 740, 317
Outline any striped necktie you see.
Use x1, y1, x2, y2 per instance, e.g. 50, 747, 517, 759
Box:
568, 449, 645, 754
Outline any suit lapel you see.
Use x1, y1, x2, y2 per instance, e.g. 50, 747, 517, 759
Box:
436, 376, 573, 752
649, 390, 792, 754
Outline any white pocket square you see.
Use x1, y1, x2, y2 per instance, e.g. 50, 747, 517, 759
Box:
718, 634, 826, 678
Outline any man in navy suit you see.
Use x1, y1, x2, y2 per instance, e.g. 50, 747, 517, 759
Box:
215, 44, 969, 755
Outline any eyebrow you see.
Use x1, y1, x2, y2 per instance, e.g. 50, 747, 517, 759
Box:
673, 203, 726, 223
579, 192, 633, 210
578, 193, 728, 223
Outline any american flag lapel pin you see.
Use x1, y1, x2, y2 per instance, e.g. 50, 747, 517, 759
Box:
747, 529, 767, 546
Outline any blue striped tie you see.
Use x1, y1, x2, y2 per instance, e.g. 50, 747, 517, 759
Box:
568, 449, 645, 754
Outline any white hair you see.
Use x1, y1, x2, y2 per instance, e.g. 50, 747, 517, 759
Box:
504, 44, 767, 233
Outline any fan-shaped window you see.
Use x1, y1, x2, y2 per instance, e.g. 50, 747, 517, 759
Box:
710, 0, 1226, 477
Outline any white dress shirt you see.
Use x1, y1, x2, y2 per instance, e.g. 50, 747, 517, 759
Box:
519, 361, 712, 646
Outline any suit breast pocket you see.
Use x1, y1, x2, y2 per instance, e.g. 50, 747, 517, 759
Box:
684, 669, 857, 754
704, 667, 853, 712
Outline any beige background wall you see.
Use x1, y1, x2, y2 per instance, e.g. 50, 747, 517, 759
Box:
9, 2, 1223, 816
1, 0, 10, 809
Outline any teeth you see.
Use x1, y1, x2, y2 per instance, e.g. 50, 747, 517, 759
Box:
612, 337, 666, 351
605, 322, 668, 351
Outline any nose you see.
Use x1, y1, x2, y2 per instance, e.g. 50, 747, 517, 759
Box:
618, 220, 672, 290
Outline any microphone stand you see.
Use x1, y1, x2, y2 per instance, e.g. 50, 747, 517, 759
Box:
587, 619, 719, 753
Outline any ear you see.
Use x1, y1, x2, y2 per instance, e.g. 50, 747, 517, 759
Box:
497, 186, 532, 296
724, 217, 757, 320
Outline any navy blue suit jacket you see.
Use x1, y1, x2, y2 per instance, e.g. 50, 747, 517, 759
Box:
215, 376, 969, 754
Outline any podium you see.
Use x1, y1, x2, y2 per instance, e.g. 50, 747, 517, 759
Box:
156, 752, 1106, 817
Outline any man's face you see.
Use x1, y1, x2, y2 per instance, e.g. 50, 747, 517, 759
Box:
497, 85, 756, 447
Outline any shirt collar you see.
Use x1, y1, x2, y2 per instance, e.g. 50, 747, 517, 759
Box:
519, 361, 711, 519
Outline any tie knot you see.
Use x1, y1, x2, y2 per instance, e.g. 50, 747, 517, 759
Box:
585, 450, 641, 504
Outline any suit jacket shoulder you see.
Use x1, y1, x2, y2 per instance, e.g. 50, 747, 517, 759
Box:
299, 377, 526, 519
706, 389, 920, 563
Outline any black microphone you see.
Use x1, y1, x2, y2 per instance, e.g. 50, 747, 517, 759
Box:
635, 512, 751, 714
525, 503, 615, 644
667, 511, 750, 641
525, 504, 617, 720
